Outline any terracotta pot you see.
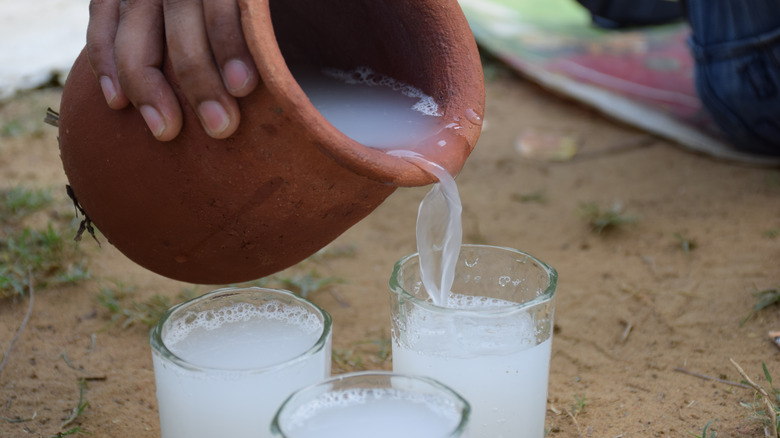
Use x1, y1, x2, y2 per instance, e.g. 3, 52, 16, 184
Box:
58, 0, 484, 284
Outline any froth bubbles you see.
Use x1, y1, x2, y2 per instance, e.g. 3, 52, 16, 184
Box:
294, 66, 444, 150
150, 287, 332, 438
271, 371, 470, 438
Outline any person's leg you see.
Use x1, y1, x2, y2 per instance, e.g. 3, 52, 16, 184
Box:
575, 0, 683, 29
687, 0, 780, 156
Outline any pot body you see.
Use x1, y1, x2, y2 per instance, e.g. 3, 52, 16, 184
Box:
58, 0, 484, 284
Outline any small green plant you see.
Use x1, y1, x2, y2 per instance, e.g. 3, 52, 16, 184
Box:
511, 190, 548, 204
757, 363, 780, 436
1, 106, 47, 139
49, 428, 88, 438
764, 229, 780, 239
732, 359, 779, 437
96, 282, 196, 328
332, 334, 391, 372
741, 285, 780, 326
571, 394, 586, 417
49, 378, 89, 437
1, 120, 25, 138
1, 225, 89, 298
674, 232, 697, 255
1, 186, 53, 222
762, 363, 780, 436
565, 393, 587, 437
332, 347, 366, 371
307, 244, 357, 262
275, 270, 345, 299
1, 187, 89, 298
578, 201, 638, 234
687, 419, 717, 438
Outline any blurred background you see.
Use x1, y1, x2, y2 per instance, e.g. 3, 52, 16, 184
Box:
0, 0, 89, 100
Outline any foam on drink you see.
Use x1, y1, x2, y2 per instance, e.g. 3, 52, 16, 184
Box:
164, 302, 324, 369
279, 387, 463, 438
152, 294, 331, 438
321, 67, 441, 117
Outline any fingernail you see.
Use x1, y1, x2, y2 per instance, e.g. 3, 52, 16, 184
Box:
139, 105, 166, 138
198, 101, 230, 136
99, 76, 117, 106
223, 59, 251, 93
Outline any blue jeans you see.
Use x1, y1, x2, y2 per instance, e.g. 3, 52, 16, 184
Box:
686, 0, 780, 156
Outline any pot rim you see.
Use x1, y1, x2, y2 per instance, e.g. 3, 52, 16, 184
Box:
238, 0, 485, 187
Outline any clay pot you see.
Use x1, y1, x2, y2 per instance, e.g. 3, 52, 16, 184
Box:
58, 0, 484, 284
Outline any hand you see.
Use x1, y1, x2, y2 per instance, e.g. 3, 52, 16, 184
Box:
86, 0, 259, 141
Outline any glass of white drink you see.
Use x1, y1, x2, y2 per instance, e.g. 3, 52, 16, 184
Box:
270, 371, 470, 437
389, 244, 557, 438
150, 287, 332, 438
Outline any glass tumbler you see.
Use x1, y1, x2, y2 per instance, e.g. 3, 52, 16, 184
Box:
390, 244, 557, 438
150, 287, 332, 438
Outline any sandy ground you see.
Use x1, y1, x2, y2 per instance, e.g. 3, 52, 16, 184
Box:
1, 70, 779, 437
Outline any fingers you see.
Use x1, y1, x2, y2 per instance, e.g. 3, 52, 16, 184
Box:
86, 0, 130, 109
164, 0, 244, 139
203, 0, 259, 98
115, 0, 182, 141
88, 0, 257, 140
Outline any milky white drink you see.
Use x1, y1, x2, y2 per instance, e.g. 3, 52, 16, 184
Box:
150, 288, 332, 438
272, 372, 469, 438
392, 294, 552, 438
294, 66, 443, 150
390, 246, 557, 438
393, 340, 551, 437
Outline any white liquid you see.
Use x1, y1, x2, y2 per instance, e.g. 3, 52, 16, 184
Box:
281, 388, 462, 438
295, 67, 442, 150
393, 297, 551, 438
408, 156, 462, 307
296, 67, 463, 305
152, 303, 331, 438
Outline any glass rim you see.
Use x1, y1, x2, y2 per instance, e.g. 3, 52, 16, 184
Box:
389, 244, 558, 315
149, 286, 332, 374
270, 370, 471, 437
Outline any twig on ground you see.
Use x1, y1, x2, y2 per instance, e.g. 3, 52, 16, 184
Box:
566, 409, 583, 437
2, 411, 36, 423
673, 366, 752, 390
620, 320, 633, 343
60, 352, 88, 373
328, 288, 350, 308
0, 271, 35, 381
83, 375, 106, 381
729, 358, 778, 438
